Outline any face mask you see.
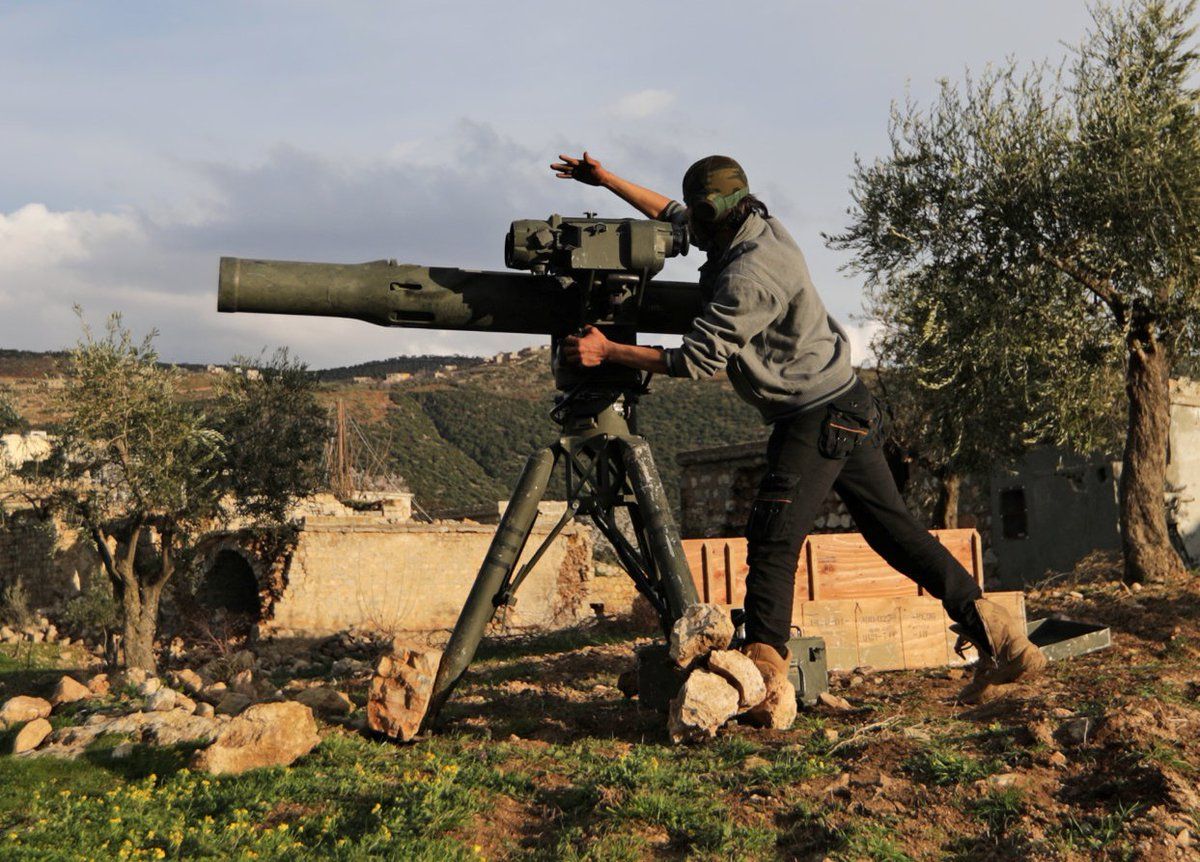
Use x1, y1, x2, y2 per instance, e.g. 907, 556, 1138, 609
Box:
686, 206, 715, 252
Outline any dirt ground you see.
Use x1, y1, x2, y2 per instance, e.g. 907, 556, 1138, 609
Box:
433, 554, 1200, 860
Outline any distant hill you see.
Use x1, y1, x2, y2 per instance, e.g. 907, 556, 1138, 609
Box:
0, 345, 767, 516
366, 350, 765, 516
316, 354, 488, 381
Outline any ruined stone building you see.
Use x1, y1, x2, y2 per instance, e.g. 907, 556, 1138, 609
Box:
677, 378, 1200, 589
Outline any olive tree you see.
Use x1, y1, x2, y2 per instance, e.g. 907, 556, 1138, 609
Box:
54, 316, 224, 670
832, 0, 1200, 582
53, 317, 329, 670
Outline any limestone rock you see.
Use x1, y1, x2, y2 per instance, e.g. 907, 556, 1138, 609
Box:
86, 674, 110, 697
744, 672, 798, 730
706, 650, 767, 710
668, 669, 740, 744
199, 682, 228, 704
190, 702, 320, 776
170, 669, 205, 696
230, 669, 256, 697
293, 686, 354, 717
193, 702, 215, 719
0, 696, 52, 728
145, 689, 176, 712
175, 694, 197, 715
635, 644, 689, 713
50, 676, 92, 707
668, 604, 734, 669
26, 710, 220, 759
367, 645, 442, 741
817, 692, 853, 712
11, 718, 52, 753
216, 692, 253, 716
136, 677, 161, 697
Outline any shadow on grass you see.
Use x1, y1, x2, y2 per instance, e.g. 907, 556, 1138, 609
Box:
472, 618, 649, 663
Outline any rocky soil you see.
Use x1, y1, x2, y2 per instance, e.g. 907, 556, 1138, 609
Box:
0, 554, 1196, 859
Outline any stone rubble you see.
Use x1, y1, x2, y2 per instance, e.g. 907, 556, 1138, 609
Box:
667, 669, 741, 744
0, 696, 52, 728
11, 718, 52, 754
367, 644, 442, 742
668, 604, 734, 669
190, 702, 320, 776
49, 676, 92, 707
745, 672, 799, 730
706, 649, 767, 711
293, 686, 354, 717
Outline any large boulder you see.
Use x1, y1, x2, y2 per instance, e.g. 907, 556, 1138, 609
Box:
367, 645, 442, 741
0, 696, 52, 728
667, 669, 741, 744
669, 604, 734, 669
50, 676, 92, 708
190, 702, 320, 776
744, 673, 798, 730
26, 709, 221, 759
706, 650, 767, 711
293, 687, 354, 717
11, 718, 52, 754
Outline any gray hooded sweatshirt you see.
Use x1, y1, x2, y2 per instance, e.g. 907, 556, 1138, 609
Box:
659, 201, 855, 422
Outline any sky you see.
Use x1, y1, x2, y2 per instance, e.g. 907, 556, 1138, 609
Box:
0, 1, 1107, 368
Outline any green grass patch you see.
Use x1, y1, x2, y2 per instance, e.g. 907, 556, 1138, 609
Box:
902, 742, 998, 786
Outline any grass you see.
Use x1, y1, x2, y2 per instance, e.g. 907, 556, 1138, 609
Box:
902, 741, 998, 786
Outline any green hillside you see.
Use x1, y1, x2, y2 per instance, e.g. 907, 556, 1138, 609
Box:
371, 355, 765, 516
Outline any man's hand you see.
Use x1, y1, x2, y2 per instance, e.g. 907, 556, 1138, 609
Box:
551, 152, 609, 187
562, 325, 610, 367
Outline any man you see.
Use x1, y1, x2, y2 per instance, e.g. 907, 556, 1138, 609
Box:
550, 152, 1048, 716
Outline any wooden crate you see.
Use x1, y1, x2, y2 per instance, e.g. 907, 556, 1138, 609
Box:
683, 528, 984, 607
796, 592, 1025, 671
681, 528, 1001, 671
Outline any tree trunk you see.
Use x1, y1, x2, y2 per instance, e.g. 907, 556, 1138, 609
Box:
1120, 339, 1186, 584
932, 472, 961, 530
121, 580, 162, 672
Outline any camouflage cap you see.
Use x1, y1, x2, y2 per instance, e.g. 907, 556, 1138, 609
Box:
682, 155, 749, 204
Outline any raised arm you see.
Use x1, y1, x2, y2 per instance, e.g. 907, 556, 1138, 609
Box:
550, 152, 673, 220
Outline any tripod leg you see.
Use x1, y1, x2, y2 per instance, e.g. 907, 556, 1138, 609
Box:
619, 438, 700, 623
425, 447, 556, 727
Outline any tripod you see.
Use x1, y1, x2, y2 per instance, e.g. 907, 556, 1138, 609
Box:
424, 352, 700, 726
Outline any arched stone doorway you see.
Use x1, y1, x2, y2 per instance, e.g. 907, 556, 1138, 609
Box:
200, 549, 261, 616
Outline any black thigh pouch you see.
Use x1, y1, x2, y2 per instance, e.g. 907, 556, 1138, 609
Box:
746, 470, 799, 544
818, 388, 882, 459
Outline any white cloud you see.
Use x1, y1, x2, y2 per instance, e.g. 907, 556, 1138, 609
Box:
610, 89, 675, 120
0, 203, 142, 270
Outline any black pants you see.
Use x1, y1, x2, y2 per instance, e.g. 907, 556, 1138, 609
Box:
743, 380, 986, 655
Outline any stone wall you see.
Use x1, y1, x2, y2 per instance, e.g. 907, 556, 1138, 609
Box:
0, 508, 101, 608
676, 440, 992, 543
677, 441, 861, 540
204, 513, 597, 642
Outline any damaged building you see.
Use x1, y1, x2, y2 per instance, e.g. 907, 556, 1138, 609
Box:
195, 493, 623, 644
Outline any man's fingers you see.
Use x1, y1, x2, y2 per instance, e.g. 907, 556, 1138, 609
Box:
557, 154, 580, 165
580, 325, 597, 335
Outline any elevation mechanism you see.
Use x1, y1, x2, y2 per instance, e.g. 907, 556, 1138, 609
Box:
217, 214, 704, 727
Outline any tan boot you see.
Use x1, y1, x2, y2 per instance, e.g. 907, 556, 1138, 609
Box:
740, 643, 797, 729
957, 599, 1047, 703
975, 598, 1048, 684
956, 654, 998, 705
